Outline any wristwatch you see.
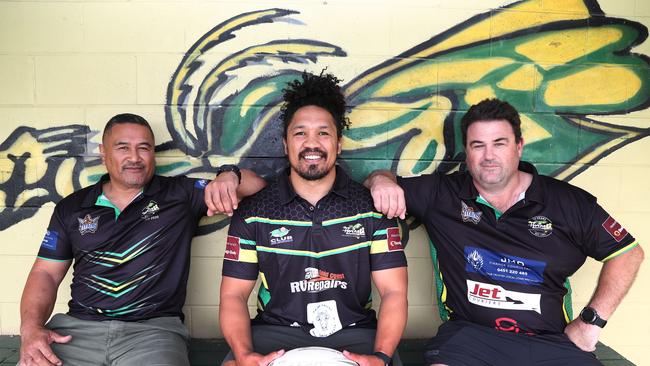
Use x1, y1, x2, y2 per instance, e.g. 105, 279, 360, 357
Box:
216, 164, 241, 184
579, 306, 607, 328
373, 351, 392, 366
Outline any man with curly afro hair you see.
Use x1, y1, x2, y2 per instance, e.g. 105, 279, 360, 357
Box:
213, 70, 408, 366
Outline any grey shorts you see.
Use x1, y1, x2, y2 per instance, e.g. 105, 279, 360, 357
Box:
221, 325, 402, 365
44, 313, 190, 366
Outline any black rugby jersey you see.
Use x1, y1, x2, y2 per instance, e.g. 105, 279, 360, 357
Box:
222, 167, 406, 337
398, 162, 638, 335
37, 175, 208, 321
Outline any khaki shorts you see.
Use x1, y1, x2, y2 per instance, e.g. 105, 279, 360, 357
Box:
45, 313, 190, 366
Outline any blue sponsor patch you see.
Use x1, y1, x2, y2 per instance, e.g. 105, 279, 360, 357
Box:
40, 230, 58, 251
194, 179, 208, 189
465, 246, 546, 285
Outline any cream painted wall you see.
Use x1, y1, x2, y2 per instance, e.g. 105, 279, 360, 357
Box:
0, 0, 648, 364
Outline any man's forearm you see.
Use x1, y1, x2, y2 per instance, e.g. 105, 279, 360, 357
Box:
363, 170, 396, 190
20, 270, 60, 332
588, 245, 644, 319
374, 289, 408, 357
220, 294, 255, 360
237, 169, 267, 199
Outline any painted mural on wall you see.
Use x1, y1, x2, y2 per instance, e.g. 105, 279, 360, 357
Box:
0, 0, 649, 233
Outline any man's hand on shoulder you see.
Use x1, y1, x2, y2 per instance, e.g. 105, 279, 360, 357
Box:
235, 350, 285, 366
342, 350, 386, 366
365, 170, 406, 220
19, 324, 71, 366
564, 318, 601, 352
205, 171, 241, 217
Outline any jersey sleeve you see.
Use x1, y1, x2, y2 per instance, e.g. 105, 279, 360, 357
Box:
583, 201, 638, 261
184, 177, 209, 217
221, 208, 259, 280
36, 204, 73, 261
369, 215, 407, 271
396, 174, 439, 221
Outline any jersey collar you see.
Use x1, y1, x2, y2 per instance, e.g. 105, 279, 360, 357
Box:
459, 161, 545, 204
278, 165, 351, 205
80, 174, 163, 208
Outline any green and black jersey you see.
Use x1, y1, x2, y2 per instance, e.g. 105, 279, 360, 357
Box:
37, 175, 208, 321
223, 167, 407, 337
398, 162, 638, 335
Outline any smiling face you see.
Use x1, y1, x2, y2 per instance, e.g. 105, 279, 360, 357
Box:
465, 119, 523, 190
284, 105, 342, 182
100, 123, 156, 190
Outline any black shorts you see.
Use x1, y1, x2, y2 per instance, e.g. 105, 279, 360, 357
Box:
424, 320, 602, 366
221, 325, 403, 365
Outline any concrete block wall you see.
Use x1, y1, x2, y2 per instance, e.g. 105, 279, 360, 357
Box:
1, 0, 649, 364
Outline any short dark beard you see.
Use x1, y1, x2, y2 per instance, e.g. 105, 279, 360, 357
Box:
296, 164, 330, 181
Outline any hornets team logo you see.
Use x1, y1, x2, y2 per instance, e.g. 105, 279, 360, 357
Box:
77, 214, 99, 235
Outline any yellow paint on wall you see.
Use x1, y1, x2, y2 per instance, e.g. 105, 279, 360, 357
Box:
520, 114, 552, 145
464, 85, 497, 105
240, 85, 276, 117
15, 188, 48, 207
497, 64, 541, 91
515, 27, 623, 67
438, 58, 513, 84
515, 29, 587, 66
55, 158, 77, 198
545, 65, 640, 106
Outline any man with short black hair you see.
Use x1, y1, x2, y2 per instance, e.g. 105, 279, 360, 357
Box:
18, 113, 265, 366
216, 71, 408, 366
365, 98, 644, 365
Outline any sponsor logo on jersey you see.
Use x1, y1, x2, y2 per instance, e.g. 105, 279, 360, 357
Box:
141, 200, 160, 220
194, 179, 208, 189
387, 227, 403, 251
465, 246, 546, 285
40, 230, 58, 250
602, 216, 628, 242
467, 249, 484, 271
342, 223, 365, 238
461, 201, 482, 224
289, 267, 348, 293
467, 279, 541, 314
224, 235, 240, 260
528, 216, 553, 237
77, 214, 99, 235
270, 227, 293, 245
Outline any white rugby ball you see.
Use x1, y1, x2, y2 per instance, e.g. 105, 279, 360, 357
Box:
268, 347, 359, 366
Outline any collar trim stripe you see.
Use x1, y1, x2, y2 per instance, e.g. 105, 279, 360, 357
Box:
322, 212, 383, 226
244, 217, 312, 226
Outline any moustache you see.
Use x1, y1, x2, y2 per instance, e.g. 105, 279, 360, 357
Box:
122, 164, 145, 170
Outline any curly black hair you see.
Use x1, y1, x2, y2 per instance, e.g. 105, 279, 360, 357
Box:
460, 98, 522, 146
280, 70, 350, 138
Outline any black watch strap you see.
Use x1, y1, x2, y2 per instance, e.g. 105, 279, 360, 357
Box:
216, 164, 241, 184
580, 306, 607, 328
373, 351, 392, 366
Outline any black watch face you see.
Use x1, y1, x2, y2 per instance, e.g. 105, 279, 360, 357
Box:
581, 308, 596, 322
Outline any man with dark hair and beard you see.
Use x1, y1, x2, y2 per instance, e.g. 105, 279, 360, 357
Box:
216, 71, 408, 366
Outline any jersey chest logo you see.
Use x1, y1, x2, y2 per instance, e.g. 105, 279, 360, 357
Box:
141, 200, 160, 220
78, 214, 100, 235
527, 216, 553, 237
461, 201, 482, 224
270, 227, 293, 245
342, 223, 365, 239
